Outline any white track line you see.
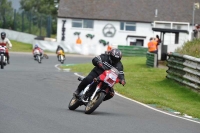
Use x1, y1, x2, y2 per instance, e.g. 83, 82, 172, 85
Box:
55, 64, 61, 71
116, 93, 200, 124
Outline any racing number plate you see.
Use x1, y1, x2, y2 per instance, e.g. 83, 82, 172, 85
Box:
105, 72, 117, 87
106, 78, 114, 85
0, 48, 5, 52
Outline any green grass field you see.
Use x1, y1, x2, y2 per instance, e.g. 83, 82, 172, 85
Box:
10, 40, 55, 54
10, 39, 200, 119
10, 40, 33, 52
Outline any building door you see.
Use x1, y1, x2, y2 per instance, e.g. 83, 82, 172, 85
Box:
136, 39, 143, 46
130, 39, 143, 46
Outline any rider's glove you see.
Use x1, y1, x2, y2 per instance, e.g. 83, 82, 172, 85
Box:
93, 78, 98, 82
97, 61, 103, 68
120, 80, 126, 86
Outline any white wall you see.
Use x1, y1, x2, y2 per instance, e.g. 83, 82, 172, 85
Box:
57, 18, 154, 48
0, 28, 36, 44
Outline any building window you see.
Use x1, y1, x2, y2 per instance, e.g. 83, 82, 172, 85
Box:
72, 19, 94, 28
120, 22, 136, 31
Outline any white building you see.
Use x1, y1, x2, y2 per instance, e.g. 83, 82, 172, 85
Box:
57, 0, 200, 58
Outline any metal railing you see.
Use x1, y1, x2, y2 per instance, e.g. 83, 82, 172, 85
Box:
118, 45, 148, 57
166, 52, 200, 90
146, 52, 157, 67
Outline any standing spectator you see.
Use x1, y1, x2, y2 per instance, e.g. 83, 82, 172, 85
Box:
107, 44, 112, 52
148, 37, 158, 67
155, 35, 161, 63
148, 37, 158, 54
193, 24, 200, 38
105, 43, 112, 54
155, 35, 161, 46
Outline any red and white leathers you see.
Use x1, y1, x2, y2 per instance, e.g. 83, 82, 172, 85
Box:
0, 37, 12, 61
32, 47, 44, 56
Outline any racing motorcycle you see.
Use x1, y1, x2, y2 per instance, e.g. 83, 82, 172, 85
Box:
0, 46, 7, 69
68, 67, 122, 114
33, 49, 42, 63
57, 50, 65, 64
33, 49, 49, 64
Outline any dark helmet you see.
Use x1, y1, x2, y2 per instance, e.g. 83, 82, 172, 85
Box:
109, 49, 122, 64
1, 32, 6, 40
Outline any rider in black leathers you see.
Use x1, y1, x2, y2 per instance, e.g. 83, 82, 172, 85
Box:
74, 48, 126, 100
56, 45, 65, 60
56, 45, 64, 53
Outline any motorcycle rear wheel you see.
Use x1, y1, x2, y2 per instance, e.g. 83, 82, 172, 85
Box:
85, 92, 106, 114
68, 96, 81, 110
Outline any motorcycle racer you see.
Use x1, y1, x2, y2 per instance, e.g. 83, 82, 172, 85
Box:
32, 44, 44, 60
0, 32, 12, 64
73, 48, 126, 100
56, 45, 65, 60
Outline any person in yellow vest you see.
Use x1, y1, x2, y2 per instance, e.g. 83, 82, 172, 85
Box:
148, 37, 158, 66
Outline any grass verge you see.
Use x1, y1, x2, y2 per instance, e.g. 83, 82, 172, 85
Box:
10, 40, 32, 52
10, 40, 55, 54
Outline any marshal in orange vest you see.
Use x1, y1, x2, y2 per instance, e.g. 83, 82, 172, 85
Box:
148, 40, 157, 52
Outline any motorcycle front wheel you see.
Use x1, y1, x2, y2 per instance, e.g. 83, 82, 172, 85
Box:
60, 55, 64, 64
37, 55, 41, 63
1, 55, 4, 69
85, 92, 106, 114
68, 96, 81, 110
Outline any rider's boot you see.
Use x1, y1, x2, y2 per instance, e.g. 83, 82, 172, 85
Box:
73, 87, 82, 97
7, 55, 10, 64
57, 55, 59, 61
40, 53, 43, 58
33, 55, 36, 60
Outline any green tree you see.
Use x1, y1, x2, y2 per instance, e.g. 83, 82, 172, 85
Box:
0, 0, 13, 28
20, 0, 58, 16
20, 0, 59, 35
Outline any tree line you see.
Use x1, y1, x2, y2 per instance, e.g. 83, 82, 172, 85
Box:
0, 0, 59, 36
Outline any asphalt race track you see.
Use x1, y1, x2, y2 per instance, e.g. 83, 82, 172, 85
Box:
0, 52, 200, 133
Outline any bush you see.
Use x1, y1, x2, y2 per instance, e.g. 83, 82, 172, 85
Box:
175, 39, 200, 58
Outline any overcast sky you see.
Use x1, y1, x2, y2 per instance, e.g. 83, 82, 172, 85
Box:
8, 0, 21, 10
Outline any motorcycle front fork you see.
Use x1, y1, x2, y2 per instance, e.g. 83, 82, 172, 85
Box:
90, 82, 102, 100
